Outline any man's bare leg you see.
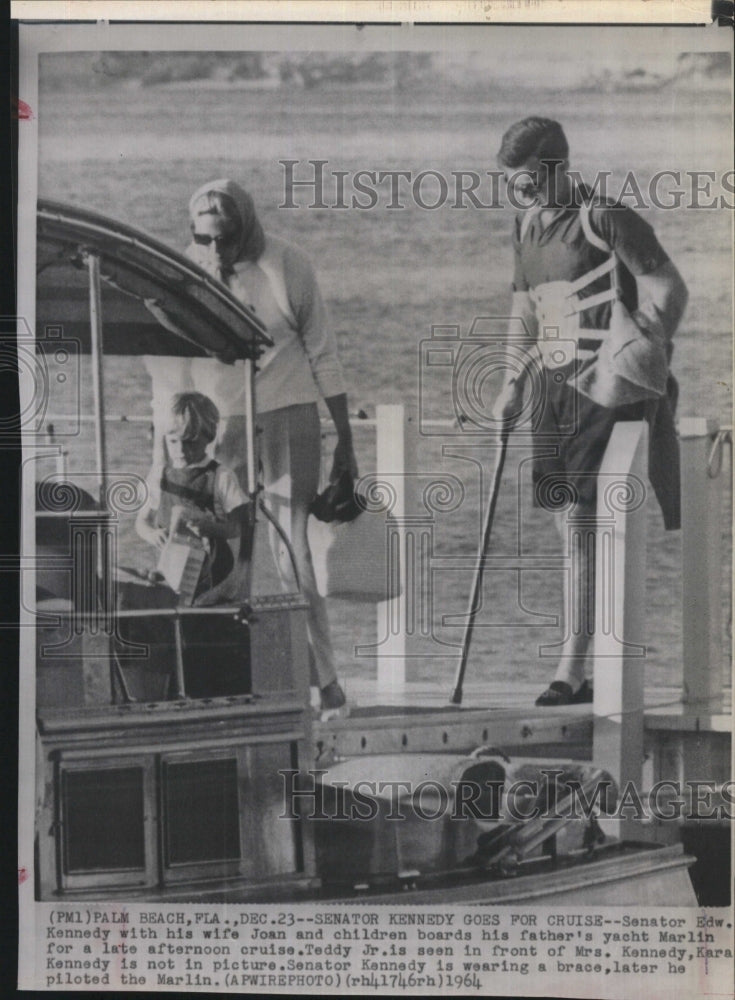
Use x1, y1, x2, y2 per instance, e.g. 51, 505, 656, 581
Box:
536, 509, 595, 705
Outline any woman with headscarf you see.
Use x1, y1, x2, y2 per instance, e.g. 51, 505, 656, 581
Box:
183, 178, 356, 714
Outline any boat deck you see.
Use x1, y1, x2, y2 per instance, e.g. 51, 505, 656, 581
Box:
314, 680, 732, 762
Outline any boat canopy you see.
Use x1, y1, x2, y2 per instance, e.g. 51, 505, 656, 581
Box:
36, 198, 272, 359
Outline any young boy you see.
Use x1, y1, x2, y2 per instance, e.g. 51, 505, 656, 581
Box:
136, 391, 249, 598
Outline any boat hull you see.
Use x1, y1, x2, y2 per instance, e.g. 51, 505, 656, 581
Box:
100, 841, 695, 907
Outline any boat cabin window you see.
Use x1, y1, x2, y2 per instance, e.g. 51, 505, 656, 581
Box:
63, 766, 146, 873
51, 744, 300, 893
163, 758, 241, 865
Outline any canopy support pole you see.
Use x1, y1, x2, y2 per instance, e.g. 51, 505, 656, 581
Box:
243, 358, 257, 498
87, 253, 108, 510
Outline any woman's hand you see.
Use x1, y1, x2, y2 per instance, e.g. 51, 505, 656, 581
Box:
330, 436, 358, 483
325, 393, 358, 481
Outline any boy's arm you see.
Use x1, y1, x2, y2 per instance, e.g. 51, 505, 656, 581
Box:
186, 505, 245, 541
135, 491, 167, 549
192, 498, 254, 609
186, 466, 250, 541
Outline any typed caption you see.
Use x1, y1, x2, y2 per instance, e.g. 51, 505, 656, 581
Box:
30, 903, 733, 997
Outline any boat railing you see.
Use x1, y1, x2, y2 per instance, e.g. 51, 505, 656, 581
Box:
322, 407, 731, 699
35, 405, 732, 828
38, 406, 732, 707
318, 407, 731, 836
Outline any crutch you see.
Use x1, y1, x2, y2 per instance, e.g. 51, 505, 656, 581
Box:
450, 430, 509, 705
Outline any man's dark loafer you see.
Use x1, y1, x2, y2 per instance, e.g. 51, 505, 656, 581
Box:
535, 681, 573, 707
320, 679, 346, 710
570, 678, 593, 704
535, 679, 593, 707
318, 680, 351, 721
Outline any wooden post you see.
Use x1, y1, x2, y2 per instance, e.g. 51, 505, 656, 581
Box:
592, 421, 649, 840
679, 417, 723, 710
375, 405, 414, 694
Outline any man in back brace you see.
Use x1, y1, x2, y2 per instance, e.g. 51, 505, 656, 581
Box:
493, 117, 688, 706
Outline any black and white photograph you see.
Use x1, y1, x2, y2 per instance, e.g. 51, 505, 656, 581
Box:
13, 5, 734, 996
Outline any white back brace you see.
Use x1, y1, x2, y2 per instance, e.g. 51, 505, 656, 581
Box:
523, 202, 620, 368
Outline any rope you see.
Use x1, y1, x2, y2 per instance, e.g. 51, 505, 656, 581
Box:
257, 496, 301, 590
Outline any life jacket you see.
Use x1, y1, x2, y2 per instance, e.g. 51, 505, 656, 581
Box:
156, 460, 234, 589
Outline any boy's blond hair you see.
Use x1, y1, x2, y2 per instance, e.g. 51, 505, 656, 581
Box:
167, 391, 220, 444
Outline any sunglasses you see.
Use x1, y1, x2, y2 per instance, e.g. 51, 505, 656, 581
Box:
192, 231, 237, 248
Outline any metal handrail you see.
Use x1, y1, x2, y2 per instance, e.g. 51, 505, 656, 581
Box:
42, 413, 735, 434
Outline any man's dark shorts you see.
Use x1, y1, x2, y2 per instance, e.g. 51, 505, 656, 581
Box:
532, 362, 646, 517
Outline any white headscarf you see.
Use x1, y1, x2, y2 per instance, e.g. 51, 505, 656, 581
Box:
187, 178, 266, 277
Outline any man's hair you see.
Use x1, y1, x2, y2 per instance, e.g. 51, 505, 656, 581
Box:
497, 117, 569, 168
167, 392, 220, 445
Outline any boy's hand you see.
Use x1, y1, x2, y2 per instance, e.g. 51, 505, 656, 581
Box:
151, 527, 168, 549
184, 514, 214, 538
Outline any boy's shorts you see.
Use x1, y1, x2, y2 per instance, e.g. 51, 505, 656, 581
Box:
532, 362, 646, 517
